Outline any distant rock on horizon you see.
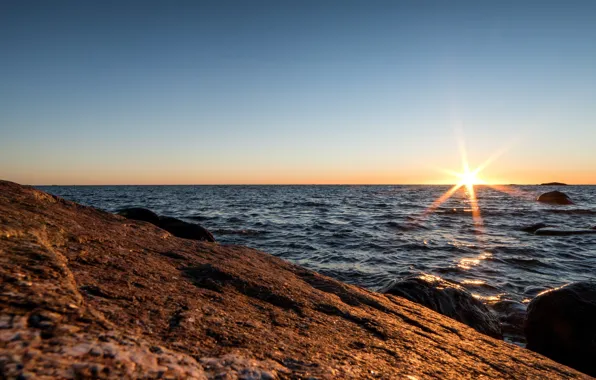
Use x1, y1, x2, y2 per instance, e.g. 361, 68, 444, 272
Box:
539, 182, 568, 186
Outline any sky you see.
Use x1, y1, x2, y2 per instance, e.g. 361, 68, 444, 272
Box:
1, 1, 595, 185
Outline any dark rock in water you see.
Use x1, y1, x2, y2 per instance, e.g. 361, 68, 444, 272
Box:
118, 207, 160, 224
521, 222, 596, 236
534, 228, 596, 236
118, 207, 215, 242
536, 190, 573, 205
381, 275, 502, 339
520, 223, 550, 233
490, 300, 527, 344
540, 182, 568, 186
158, 216, 215, 242
525, 281, 596, 377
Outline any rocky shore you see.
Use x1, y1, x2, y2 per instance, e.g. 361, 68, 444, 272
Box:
0, 180, 590, 379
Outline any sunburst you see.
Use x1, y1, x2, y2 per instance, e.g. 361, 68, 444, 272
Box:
411, 135, 530, 236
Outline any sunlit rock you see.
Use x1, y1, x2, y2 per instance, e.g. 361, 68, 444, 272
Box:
0, 180, 587, 378
380, 275, 502, 338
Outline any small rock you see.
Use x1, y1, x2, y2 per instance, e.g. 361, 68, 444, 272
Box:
536, 191, 573, 205
520, 223, 549, 233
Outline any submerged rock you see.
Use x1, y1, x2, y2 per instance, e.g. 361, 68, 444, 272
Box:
118, 207, 215, 242
534, 228, 596, 236
381, 275, 502, 339
520, 223, 550, 233
525, 281, 596, 377
537, 191, 574, 205
521, 223, 596, 236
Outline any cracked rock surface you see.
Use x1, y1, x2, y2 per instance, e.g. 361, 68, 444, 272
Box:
0, 180, 589, 379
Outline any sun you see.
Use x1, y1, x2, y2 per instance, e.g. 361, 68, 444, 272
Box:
456, 167, 484, 188
410, 133, 529, 238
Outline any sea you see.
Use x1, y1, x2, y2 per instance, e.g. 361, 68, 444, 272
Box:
39, 184, 595, 341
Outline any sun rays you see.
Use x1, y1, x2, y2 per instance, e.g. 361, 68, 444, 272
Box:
410, 134, 530, 239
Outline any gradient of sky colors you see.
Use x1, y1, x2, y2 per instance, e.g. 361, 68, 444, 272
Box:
1, 1, 595, 185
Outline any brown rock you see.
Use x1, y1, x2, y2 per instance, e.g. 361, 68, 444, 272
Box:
0, 180, 589, 379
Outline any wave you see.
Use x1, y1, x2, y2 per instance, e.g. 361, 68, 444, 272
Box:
385, 221, 428, 231
212, 229, 264, 236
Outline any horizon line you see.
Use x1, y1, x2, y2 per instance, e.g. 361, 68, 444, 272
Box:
30, 183, 594, 187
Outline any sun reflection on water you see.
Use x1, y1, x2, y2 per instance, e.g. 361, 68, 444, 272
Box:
457, 252, 492, 270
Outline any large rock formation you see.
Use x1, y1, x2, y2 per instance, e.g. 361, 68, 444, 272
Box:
537, 190, 574, 205
525, 282, 596, 377
380, 275, 502, 339
0, 180, 588, 378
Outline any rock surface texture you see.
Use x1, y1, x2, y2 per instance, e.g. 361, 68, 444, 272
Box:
0, 180, 589, 379
525, 282, 596, 377
537, 190, 574, 205
380, 275, 502, 339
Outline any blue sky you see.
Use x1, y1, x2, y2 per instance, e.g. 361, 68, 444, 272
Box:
1, 1, 595, 184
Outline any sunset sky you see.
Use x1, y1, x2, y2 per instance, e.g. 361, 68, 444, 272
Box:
1, 1, 595, 185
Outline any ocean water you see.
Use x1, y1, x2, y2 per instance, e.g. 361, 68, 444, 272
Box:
40, 184, 595, 335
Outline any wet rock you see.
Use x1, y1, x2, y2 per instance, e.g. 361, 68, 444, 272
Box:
158, 216, 215, 242
381, 275, 502, 339
117, 207, 160, 224
536, 191, 574, 205
525, 281, 596, 377
520, 223, 550, 233
118, 208, 215, 242
534, 228, 596, 236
